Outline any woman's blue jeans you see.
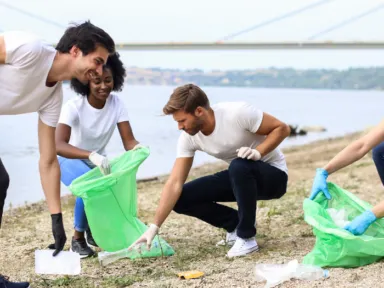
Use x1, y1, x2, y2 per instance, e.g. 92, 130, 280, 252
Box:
373, 142, 384, 185
58, 156, 92, 232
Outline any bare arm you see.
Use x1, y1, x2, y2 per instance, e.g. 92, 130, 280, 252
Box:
55, 123, 92, 159
38, 119, 62, 214
0, 35, 5, 64
255, 112, 291, 157
324, 119, 384, 174
117, 121, 139, 150
372, 200, 384, 218
153, 157, 194, 227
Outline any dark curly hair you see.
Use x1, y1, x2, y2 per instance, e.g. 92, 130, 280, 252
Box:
70, 52, 126, 96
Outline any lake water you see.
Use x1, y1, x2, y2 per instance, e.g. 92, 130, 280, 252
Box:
1, 85, 383, 210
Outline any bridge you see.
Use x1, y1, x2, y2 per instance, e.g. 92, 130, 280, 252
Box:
1, 0, 384, 50
113, 41, 384, 51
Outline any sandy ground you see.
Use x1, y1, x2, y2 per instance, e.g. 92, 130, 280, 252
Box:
2, 130, 384, 288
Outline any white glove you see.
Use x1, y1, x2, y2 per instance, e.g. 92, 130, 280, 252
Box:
133, 143, 145, 150
128, 224, 159, 250
88, 152, 111, 175
236, 147, 261, 161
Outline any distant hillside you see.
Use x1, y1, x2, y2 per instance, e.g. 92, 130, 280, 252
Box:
123, 66, 384, 90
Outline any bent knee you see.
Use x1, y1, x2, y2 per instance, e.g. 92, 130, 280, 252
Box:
228, 158, 253, 175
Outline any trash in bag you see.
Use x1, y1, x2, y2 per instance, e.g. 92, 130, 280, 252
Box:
303, 182, 384, 268
326, 208, 350, 228
255, 259, 328, 288
69, 147, 175, 261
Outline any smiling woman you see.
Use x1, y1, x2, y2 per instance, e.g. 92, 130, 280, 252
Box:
54, 52, 143, 258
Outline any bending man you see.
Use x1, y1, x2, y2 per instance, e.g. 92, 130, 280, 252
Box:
0, 21, 114, 287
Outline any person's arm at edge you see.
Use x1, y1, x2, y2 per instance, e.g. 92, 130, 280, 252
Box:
0, 35, 5, 64
323, 119, 384, 175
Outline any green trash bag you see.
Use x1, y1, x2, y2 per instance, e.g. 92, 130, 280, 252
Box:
69, 147, 175, 259
302, 182, 384, 268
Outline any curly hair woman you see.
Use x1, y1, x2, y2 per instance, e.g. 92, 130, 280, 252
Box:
55, 52, 143, 258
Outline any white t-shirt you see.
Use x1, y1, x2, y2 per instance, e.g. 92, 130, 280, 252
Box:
0, 31, 63, 127
58, 94, 129, 163
177, 102, 288, 174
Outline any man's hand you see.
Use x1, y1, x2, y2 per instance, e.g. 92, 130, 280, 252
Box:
236, 147, 261, 161
48, 213, 67, 256
129, 224, 159, 250
89, 152, 111, 175
309, 168, 331, 200
133, 143, 146, 150
344, 210, 377, 235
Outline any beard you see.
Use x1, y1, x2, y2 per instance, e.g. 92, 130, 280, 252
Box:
185, 117, 204, 135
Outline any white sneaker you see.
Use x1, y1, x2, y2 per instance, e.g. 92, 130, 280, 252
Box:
226, 237, 259, 258
216, 230, 237, 247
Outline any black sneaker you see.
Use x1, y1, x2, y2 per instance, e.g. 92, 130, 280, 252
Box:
85, 227, 98, 247
0, 275, 30, 288
70, 237, 95, 258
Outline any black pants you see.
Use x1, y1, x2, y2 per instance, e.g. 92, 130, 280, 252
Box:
173, 158, 288, 239
0, 158, 10, 228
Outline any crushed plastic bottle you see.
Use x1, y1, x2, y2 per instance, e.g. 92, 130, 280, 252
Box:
327, 208, 351, 228
255, 259, 329, 288
98, 237, 173, 266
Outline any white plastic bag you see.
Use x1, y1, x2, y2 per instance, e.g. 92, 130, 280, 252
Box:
327, 208, 351, 228
255, 259, 328, 288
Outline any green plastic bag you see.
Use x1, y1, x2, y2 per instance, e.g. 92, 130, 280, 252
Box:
303, 182, 384, 268
69, 147, 175, 258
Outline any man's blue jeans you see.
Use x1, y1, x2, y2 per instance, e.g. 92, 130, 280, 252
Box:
58, 156, 92, 232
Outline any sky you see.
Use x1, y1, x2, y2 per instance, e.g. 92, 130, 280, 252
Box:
1, 0, 384, 70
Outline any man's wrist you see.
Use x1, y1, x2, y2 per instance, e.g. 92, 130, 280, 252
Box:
253, 148, 261, 158
317, 168, 329, 177
365, 210, 377, 223
149, 223, 159, 231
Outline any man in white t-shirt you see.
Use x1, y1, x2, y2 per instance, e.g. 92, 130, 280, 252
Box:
0, 21, 115, 287
131, 84, 290, 258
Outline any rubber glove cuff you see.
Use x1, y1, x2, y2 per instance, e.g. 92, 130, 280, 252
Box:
363, 210, 377, 224
316, 168, 328, 177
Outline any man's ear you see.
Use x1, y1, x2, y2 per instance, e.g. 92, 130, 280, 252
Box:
69, 45, 79, 57
195, 106, 204, 117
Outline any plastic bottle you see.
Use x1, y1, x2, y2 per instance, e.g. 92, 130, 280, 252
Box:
255, 259, 329, 288
98, 238, 168, 266
294, 263, 329, 280
98, 242, 150, 266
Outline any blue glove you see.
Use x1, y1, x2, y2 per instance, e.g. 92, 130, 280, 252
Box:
344, 210, 377, 235
309, 168, 331, 200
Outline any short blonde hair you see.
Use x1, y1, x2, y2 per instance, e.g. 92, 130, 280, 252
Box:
163, 84, 210, 115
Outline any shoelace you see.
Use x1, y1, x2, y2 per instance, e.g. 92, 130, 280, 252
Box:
232, 238, 247, 250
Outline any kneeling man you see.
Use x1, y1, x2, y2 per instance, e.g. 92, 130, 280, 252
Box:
132, 84, 290, 257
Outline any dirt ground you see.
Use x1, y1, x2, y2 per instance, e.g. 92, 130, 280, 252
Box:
2, 130, 384, 288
